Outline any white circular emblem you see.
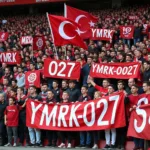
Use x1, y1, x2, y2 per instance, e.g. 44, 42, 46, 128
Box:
36, 38, 43, 48
28, 73, 37, 82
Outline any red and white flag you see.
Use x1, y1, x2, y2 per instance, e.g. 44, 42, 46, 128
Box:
33, 36, 46, 50
0, 32, 9, 42
20, 36, 33, 45
128, 16, 139, 20
64, 4, 98, 39
25, 70, 41, 88
47, 14, 87, 49
120, 26, 134, 39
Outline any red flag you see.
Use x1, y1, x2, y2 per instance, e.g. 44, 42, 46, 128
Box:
64, 4, 98, 39
0, 32, 9, 42
33, 36, 46, 50
25, 70, 41, 88
120, 26, 134, 39
47, 14, 87, 49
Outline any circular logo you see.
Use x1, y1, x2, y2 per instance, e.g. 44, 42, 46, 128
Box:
123, 27, 131, 35
36, 38, 43, 48
28, 73, 37, 83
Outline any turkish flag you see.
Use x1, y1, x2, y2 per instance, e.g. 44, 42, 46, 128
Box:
64, 4, 98, 39
0, 32, 9, 42
47, 14, 87, 49
25, 70, 41, 88
33, 36, 46, 50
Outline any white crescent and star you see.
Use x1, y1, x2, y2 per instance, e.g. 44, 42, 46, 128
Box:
59, 21, 76, 40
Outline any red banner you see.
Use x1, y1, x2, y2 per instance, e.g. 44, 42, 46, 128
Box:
0, 32, 9, 42
26, 92, 126, 131
44, 59, 81, 80
120, 26, 134, 39
128, 104, 150, 140
0, 0, 68, 6
91, 28, 114, 41
0, 52, 21, 64
33, 36, 46, 50
20, 36, 33, 45
128, 16, 139, 20
90, 62, 141, 79
25, 70, 41, 88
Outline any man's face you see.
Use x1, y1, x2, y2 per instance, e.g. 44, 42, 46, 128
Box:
29, 87, 36, 94
0, 94, 4, 102
5, 68, 9, 74
131, 86, 138, 94
47, 91, 54, 99
87, 58, 92, 65
143, 83, 149, 92
42, 85, 48, 92
62, 81, 68, 89
52, 82, 58, 89
12, 81, 16, 87
108, 86, 114, 94
81, 87, 87, 95
30, 64, 34, 70
62, 93, 69, 100
18, 68, 22, 73
117, 83, 124, 90
69, 82, 75, 89
3, 79, 8, 85
102, 80, 109, 88
10, 90, 16, 97
143, 63, 149, 70
128, 79, 134, 88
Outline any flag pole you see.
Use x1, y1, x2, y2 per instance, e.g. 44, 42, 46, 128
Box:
46, 12, 59, 60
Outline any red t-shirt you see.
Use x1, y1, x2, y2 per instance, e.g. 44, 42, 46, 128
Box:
94, 85, 108, 95
5, 105, 19, 127
128, 94, 140, 107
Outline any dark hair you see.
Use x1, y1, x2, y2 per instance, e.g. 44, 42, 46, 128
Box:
69, 80, 76, 84
63, 91, 69, 95
17, 87, 24, 92
53, 80, 59, 84
10, 89, 17, 93
62, 80, 68, 84
143, 81, 150, 86
117, 80, 125, 86
108, 84, 115, 90
131, 84, 139, 89
29, 85, 36, 89
9, 97, 16, 102
82, 85, 88, 90
47, 90, 54, 94
12, 79, 17, 83
103, 79, 110, 83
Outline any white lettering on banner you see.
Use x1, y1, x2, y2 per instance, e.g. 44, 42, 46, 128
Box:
30, 95, 120, 127
48, 61, 75, 78
0, 53, 16, 62
134, 98, 148, 133
31, 102, 43, 124
22, 36, 33, 44
39, 105, 58, 126
93, 64, 138, 76
92, 29, 113, 39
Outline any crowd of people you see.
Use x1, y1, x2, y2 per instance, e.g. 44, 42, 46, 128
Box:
0, 3, 150, 150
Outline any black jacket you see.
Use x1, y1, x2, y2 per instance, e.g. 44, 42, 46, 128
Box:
67, 88, 80, 102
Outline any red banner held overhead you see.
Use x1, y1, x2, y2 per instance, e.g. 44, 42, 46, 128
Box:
20, 36, 33, 45
25, 70, 41, 88
44, 59, 81, 80
33, 36, 46, 50
91, 29, 114, 41
128, 16, 139, 20
120, 26, 134, 39
26, 92, 126, 131
0, 0, 68, 6
128, 103, 150, 140
0, 32, 9, 42
90, 62, 141, 79
0, 52, 21, 64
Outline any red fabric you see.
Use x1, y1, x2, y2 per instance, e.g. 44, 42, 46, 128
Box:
0, 52, 21, 64
47, 14, 87, 49
26, 92, 126, 131
94, 85, 108, 95
90, 28, 115, 41
128, 16, 139, 20
44, 58, 81, 80
33, 36, 46, 50
0, 0, 67, 6
0, 32, 9, 42
25, 70, 41, 88
128, 94, 140, 107
127, 104, 150, 140
90, 62, 141, 79
65, 4, 98, 39
5, 105, 19, 127
20, 36, 33, 45
120, 26, 134, 39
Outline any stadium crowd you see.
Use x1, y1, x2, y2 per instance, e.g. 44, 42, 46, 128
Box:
0, 4, 150, 150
